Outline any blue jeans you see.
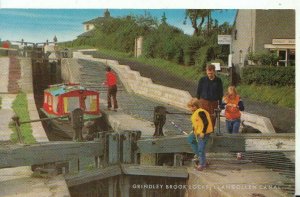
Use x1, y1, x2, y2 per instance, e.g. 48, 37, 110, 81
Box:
226, 119, 241, 134
187, 132, 198, 156
198, 134, 210, 166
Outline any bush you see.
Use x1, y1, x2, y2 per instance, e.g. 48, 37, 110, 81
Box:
194, 45, 209, 71
184, 36, 206, 66
242, 66, 295, 86
248, 51, 279, 66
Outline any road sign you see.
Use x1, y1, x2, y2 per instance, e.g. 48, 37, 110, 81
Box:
218, 35, 232, 45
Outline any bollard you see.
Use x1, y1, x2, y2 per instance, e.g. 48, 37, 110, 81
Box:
70, 108, 84, 141
153, 106, 167, 137
11, 115, 24, 144
214, 107, 222, 136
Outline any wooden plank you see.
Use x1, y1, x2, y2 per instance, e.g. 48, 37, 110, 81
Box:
137, 133, 295, 154
65, 165, 122, 187
121, 164, 188, 178
0, 141, 104, 168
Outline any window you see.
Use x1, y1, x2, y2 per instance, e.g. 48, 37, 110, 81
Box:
63, 97, 80, 113
47, 95, 52, 105
44, 94, 47, 104
278, 50, 287, 67
84, 95, 97, 112
52, 96, 58, 113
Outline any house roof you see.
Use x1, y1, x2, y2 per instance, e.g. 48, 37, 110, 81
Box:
82, 16, 112, 25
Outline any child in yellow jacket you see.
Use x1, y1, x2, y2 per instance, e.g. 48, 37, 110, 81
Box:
187, 98, 214, 171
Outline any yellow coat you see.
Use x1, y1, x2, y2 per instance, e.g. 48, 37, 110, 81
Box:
191, 108, 213, 138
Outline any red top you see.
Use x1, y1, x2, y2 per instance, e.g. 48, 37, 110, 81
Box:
223, 95, 241, 120
2, 41, 9, 48
106, 71, 117, 86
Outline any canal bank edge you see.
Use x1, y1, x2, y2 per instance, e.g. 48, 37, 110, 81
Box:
0, 57, 70, 197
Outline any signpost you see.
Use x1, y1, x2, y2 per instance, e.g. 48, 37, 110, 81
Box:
218, 35, 232, 67
217, 35, 232, 45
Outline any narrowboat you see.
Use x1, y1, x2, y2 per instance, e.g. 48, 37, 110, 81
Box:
40, 83, 102, 139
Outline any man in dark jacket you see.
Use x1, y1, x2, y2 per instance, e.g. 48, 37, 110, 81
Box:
196, 64, 223, 127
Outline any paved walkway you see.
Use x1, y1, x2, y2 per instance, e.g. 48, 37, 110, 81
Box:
0, 94, 16, 141
187, 153, 289, 197
0, 57, 9, 93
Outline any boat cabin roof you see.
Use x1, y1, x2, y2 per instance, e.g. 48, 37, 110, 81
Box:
45, 84, 97, 96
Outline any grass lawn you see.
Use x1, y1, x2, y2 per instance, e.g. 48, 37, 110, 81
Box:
10, 92, 36, 144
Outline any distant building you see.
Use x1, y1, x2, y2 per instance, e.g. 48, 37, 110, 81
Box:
78, 9, 112, 38
231, 9, 295, 68
82, 9, 111, 32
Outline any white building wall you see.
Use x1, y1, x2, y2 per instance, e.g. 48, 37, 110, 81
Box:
231, 10, 256, 67
84, 24, 95, 32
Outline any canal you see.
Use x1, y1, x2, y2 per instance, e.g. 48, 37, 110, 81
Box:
31, 55, 189, 197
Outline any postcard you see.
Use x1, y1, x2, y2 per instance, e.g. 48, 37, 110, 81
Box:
0, 1, 297, 196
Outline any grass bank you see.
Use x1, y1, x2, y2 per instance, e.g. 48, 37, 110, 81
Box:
237, 85, 295, 108
71, 46, 295, 109
10, 92, 36, 144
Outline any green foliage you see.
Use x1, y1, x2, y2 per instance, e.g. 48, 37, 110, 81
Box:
237, 85, 295, 108
194, 45, 209, 71
143, 23, 187, 64
184, 36, 206, 66
10, 92, 36, 144
242, 66, 295, 86
248, 51, 279, 66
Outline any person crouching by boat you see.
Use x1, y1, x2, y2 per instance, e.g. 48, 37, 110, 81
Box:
220, 86, 244, 134
187, 98, 214, 171
103, 66, 118, 111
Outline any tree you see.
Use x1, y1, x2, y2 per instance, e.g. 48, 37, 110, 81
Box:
53, 36, 57, 43
104, 9, 111, 18
184, 9, 210, 35
161, 12, 167, 24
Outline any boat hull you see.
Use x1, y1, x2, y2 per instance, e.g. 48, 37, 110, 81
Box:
40, 109, 102, 140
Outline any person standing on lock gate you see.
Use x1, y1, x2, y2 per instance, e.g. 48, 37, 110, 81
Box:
196, 64, 223, 128
103, 66, 118, 111
220, 86, 245, 134
187, 98, 213, 171
220, 86, 244, 160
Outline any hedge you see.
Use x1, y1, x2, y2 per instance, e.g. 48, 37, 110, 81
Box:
242, 66, 295, 86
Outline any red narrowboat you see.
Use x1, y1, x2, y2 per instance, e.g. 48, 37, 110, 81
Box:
40, 83, 102, 139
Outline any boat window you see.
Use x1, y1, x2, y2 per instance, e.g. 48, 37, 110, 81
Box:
63, 97, 80, 113
84, 95, 98, 112
52, 96, 58, 113
47, 95, 52, 105
44, 95, 47, 104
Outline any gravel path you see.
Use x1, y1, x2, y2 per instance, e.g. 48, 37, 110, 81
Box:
82, 51, 295, 133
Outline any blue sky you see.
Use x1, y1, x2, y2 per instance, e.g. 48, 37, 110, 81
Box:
0, 9, 237, 43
